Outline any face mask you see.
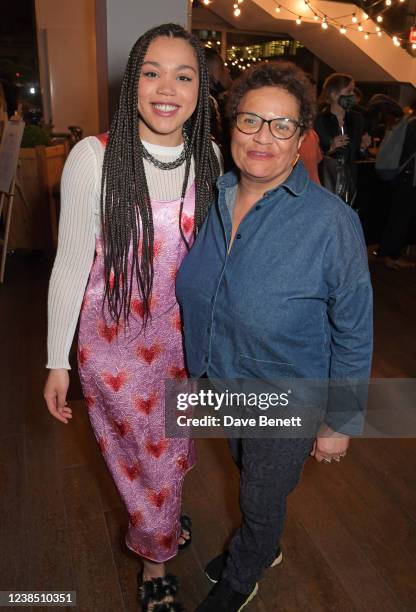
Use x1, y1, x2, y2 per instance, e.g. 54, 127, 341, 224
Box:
338, 94, 357, 110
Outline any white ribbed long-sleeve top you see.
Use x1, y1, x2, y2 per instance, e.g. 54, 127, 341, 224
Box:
47, 136, 220, 369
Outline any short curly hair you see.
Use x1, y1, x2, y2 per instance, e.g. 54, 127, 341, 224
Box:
226, 60, 315, 135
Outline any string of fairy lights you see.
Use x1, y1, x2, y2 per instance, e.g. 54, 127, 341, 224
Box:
270, 0, 414, 48
195, 0, 416, 50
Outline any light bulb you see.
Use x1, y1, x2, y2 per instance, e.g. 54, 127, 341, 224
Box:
377, 31, 382, 37
377, 15, 383, 22
362, 12, 368, 20
313, 14, 319, 21
275, 4, 281, 12
385, 0, 392, 5
364, 33, 369, 39
340, 26, 347, 34
412, 43, 416, 49
296, 16, 302, 24
321, 19, 328, 29
234, 7, 241, 16
352, 14, 358, 23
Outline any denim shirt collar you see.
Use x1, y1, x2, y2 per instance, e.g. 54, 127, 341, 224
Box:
217, 160, 309, 198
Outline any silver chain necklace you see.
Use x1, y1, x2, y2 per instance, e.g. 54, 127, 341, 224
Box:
141, 132, 190, 170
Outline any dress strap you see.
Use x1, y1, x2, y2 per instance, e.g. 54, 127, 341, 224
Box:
96, 133, 109, 147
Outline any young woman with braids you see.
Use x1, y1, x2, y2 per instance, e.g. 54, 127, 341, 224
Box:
43, 23, 220, 610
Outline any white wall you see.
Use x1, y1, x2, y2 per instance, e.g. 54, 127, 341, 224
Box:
35, 0, 100, 136
35, 0, 191, 134
103, 0, 190, 119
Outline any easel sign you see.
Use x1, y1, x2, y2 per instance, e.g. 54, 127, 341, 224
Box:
0, 119, 25, 282
0, 119, 24, 193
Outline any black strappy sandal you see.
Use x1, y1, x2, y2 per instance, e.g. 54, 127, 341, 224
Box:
139, 573, 184, 611
178, 514, 192, 550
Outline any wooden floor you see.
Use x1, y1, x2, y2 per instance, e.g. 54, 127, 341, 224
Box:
1, 252, 416, 612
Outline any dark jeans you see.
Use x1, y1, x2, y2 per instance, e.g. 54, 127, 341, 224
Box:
379, 171, 416, 259
223, 437, 314, 594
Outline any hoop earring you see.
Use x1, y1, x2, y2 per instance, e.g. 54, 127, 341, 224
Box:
292, 153, 300, 167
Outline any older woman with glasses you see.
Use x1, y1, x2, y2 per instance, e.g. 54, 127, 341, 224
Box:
176, 61, 373, 611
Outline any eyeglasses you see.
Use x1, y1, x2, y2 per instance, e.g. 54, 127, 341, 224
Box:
235, 112, 304, 140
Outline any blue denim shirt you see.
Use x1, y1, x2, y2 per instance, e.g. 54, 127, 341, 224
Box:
176, 162, 373, 433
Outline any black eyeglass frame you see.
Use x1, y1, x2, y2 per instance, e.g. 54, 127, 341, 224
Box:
234, 112, 304, 140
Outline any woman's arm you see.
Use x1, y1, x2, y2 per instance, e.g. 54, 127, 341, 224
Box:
44, 138, 99, 422
312, 209, 372, 460
324, 210, 373, 436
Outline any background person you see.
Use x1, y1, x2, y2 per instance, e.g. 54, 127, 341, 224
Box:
176, 61, 373, 612
315, 72, 371, 205
377, 107, 416, 269
43, 23, 220, 611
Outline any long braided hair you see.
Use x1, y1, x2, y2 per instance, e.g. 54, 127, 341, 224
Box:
100, 23, 220, 325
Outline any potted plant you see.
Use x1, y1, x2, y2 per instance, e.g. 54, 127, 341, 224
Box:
9, 124, 69, 251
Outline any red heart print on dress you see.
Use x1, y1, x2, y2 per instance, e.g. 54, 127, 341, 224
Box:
119, 460, 140, 481
103, 372, 127, 392
170, 265, 178, 282
177, 455, 189, 472
169, 366, 187, 380
84, 395, 95, 409
98, 436, 108, 453
147, 487, 170, 509
137, 344, 162, 365
153, 240, 163, 258
181, 213, 194, 234
172, 313, 182, 332
134, 392, 158, 415
78, 346, 90, 366
129, 510, 144, 527
131, 296, 156, 319
112, 419, 132, 437
145, 439, 168, 459
158, 532, 175, 550
98, 321, 119, 343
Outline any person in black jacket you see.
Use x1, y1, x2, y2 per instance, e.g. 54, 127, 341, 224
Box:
378, 110, 416, 268
315, 73, 371, 205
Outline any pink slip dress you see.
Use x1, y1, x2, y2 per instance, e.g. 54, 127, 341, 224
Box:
77, 135, 196, 562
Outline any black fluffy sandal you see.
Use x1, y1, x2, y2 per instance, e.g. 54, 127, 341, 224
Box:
178, 514, 192, 550
139, 573, 184, 611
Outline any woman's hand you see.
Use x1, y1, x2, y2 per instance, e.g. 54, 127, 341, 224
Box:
44, 369, 72, 424
310, 424, 349, 463
328, 134, 349, 154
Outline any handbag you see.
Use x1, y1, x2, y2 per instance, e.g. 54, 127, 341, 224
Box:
319, 154, 356, 206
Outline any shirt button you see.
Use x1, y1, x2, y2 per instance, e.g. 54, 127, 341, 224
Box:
255, 205, 261, 211
236, 233, 242, 239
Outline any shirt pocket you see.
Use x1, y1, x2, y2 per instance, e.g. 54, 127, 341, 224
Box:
238, 354, 294, 379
